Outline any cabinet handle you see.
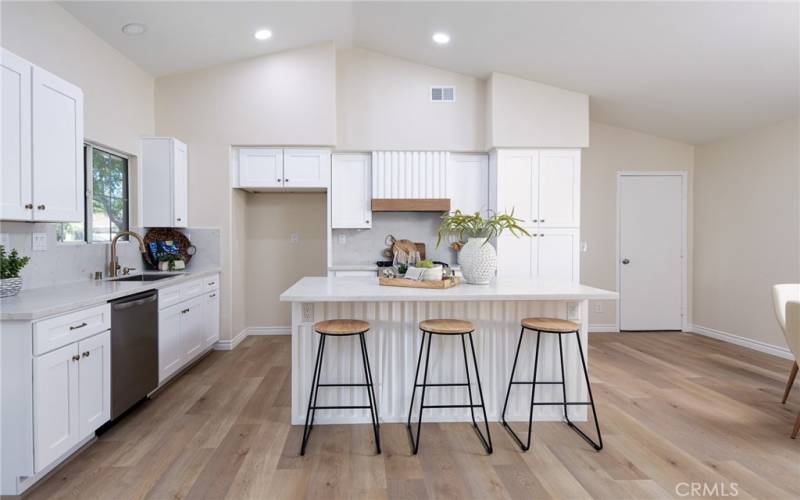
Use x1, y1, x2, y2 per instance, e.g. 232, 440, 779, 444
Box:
181, 308, 190, 314
72, 355, 80, 362
24, 203, 33, 210
540, 219, 545, 223
209, 293, 216, 298
37, 204, 46, 210
532, 219, 539, 223
532, 234, 538, 237
208, 281, 215, 286
82, 351, 90, 358
277, 178, 281, 182
176, 218, 182, 222
70, 322, 88, 330
284, 178, 289, 182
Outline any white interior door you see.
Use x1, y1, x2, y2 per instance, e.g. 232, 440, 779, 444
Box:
619, 173, 685, 331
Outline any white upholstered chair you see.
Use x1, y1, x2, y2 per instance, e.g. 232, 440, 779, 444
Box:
771, 284, 800, 438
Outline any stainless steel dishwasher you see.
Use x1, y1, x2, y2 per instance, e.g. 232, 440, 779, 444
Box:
109, 290, 158, 419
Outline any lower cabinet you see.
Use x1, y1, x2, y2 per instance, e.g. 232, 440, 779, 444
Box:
497, 228, 580, 283
33, 330, 110, 473
158, 274, 221, 384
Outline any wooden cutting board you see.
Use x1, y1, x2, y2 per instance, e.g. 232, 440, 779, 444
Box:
379, 277, 460, 289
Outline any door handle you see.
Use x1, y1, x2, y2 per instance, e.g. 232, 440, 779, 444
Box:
622, 258, 630, 265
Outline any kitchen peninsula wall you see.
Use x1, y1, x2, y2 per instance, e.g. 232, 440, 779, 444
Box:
331, 212, 456, 267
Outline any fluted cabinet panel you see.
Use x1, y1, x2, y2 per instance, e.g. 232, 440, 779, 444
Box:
371, 151, 449, 199
291, 300, 590, 425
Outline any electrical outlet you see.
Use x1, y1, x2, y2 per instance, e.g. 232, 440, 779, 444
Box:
32, 232, 48, 252
337, 234, 346, 245
593, 302, 603, 313
290, 233, 300, 244
567, 303, 578, 320
301, 303, 315, 323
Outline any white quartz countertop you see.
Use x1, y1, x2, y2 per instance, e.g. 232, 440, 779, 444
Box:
0, 268, 221, 321
280, 277, 618, 303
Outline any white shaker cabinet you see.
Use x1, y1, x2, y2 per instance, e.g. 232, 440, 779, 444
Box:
538, 150, 580, 228
283, 149, 330, 188
332, 153, 372, 229
76, 332, 111, 438
447, 153, 489, 216
496, 229, 580, 283
158, 304, 183, 383
1, 48, 84, 222
204, 290, 220, 348
236, 148, 330, 190
182, 296, 205, 360
238, 148, 283, 188
141, 137, 188, 228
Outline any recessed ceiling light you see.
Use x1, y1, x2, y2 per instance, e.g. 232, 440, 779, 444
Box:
432, 32, 450, 45
254, 29, 273, 41
121, 23, 147, 36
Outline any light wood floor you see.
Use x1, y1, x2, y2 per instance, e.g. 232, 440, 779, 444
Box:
25, 332, 800, 499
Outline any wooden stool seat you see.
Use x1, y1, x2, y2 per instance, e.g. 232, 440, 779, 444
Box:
419, 319, 474, 335
521, 317, 579, 333
314, 319, 370, 335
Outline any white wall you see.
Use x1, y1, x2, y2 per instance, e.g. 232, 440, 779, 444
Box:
581, 121, 695, 328
487, 72, 589, 148
1, 1, 154, 156
693, 118, 800, 348
337, 48, 485, 151
155, 42, 336, 340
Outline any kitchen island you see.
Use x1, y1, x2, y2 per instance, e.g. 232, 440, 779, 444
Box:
280, 277, 617, 425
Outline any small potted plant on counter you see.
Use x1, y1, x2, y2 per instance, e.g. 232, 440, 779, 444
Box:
0, 245, 30, 298
437, 210, 529, 284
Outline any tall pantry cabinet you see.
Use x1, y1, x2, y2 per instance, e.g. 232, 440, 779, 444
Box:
490, 149, 581, 283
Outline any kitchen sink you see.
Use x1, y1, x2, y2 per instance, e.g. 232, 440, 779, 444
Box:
111, 274, 179, 282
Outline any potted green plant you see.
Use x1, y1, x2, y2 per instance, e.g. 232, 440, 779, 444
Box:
0, 245, 30, 298
437, 210, 530, 284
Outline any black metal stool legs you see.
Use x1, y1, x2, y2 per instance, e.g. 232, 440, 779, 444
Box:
407, 331, 492, 455
300, 332, 381, 456
501, 327, 603, 452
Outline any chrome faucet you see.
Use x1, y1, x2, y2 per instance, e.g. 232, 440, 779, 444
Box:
109, 231, 147, 278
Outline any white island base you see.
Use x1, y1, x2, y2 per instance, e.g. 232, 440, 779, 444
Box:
281, 277, 618, 426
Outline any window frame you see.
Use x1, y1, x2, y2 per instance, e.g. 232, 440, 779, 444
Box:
57, 142, 132, 245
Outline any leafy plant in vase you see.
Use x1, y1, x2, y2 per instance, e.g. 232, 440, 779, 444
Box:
0, 245, 30, 298
437, 210, 530, 284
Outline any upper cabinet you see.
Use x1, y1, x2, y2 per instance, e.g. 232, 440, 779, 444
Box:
448, 153, 489, 216
1, 48, 84, 222
491, 149, 580, 228
141, 137, 188, 228
332, 153, 371, 229
235, 148, 330, 191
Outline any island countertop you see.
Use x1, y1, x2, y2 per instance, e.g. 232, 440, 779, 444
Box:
280, 276, 618, 303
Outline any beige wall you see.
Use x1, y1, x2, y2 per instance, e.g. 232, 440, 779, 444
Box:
1, 1, 154, 156
337, 48, 485, 151
693, 118, 800, 348
487, 72, 589, 148
582, 121, 695, 327
244, 193, 327, 328
155, 42, 337, 339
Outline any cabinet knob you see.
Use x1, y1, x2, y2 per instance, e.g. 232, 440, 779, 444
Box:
284, 178, 289, 182
24, 203, 33, 210
37, 204, 46, 210
365, 220, 370, 224
209, 293, 216, 298
181, 308, 190, 314
277, 178, 281, 182
176, 218, 182, 222
82, 351, 90, 358
72, 355, 80, 362
622, 258, 630, 265
540, 219, 545, 223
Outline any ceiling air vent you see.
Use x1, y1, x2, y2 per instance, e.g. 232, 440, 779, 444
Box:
430, 86, 456, 102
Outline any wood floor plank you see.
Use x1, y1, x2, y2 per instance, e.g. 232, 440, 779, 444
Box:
22, 333, 800, 500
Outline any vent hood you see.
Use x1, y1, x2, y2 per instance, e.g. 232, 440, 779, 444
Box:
371, 151, 451, 212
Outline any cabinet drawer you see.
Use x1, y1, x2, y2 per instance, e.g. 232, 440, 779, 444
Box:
180, 279, 204, 298
158, 284, 182, 309
203, 274, 220, 292
33, 304, 110, 356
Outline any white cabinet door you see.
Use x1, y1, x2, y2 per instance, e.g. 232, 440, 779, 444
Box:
172, 140, 188, 227
158, 303, 183, 383
496, 233, 534, 278
204, 291, 220, 348
536, 229, 580, 283
538, 150, 580, 228
496, 150, 538, 227
182, 296, 205, 360
238, 148, 283, 188
332, 153, 371, 228
77, 331, 110, 439
33, 343, 79, 472
1, 49, 32, 221
283, 149, 330, 188
448, 153, 489, 216
31, 67, 83, 222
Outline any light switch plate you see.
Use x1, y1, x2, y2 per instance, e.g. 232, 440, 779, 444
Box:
337, 234, 346, 245
290, 233, 300, 244
32, 232, 48, 251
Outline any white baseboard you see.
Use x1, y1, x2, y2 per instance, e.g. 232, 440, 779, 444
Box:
214, 328, 248, 351
246, 326, 291, 336
214, 326, 290, 351
690, 323, 793, 360
589, 323, 619, 333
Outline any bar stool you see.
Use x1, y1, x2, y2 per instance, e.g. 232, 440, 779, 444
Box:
501, 317, 602, 452
300, 319, 380, 456
406, 319, 492, 455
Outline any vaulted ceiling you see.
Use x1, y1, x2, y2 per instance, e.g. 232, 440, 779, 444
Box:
59, 1, 799, 144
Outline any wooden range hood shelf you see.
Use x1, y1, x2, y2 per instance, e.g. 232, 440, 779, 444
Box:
371, 198, 451, 212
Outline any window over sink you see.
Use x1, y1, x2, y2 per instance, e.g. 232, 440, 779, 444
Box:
58, 144, 130, 243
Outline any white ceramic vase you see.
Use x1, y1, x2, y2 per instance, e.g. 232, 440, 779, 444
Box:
458, 237, 497, 284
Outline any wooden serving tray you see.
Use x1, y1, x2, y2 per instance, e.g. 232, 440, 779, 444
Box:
379, 277, 461, 289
